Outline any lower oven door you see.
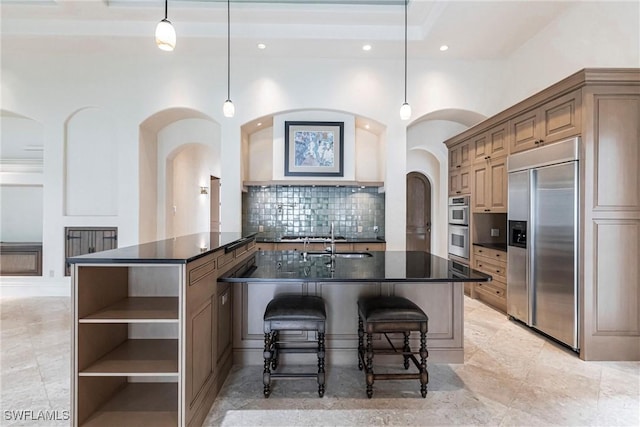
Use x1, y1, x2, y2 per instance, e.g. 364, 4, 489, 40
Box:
448, 225, 469, 259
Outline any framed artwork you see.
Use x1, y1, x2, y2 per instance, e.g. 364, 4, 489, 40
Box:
284, 121, 344, 177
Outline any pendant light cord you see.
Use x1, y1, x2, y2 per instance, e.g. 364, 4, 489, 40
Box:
403, 0, 408, 104
227, 0, 231, 101
164, 0, 168, 20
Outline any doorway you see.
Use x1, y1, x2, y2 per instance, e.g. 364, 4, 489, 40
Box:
210, 176, 220, 232
406, 172, 431, 252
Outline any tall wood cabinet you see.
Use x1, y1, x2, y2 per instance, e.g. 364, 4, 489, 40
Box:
445, 68, 640, 361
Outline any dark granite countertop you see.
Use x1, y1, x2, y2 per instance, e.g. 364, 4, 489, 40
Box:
473, 242, 507, 252
220, 250, 492, 283
67, 232, 257, 264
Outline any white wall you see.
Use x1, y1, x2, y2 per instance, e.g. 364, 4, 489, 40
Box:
502, 1, 640, 106
0, 1, 638, 292
247, 126, 274, 182
0, 185, 43, 242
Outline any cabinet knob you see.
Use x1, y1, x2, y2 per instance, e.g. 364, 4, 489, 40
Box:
496, 254, 500, 257
456, 165, 461, 168
478, 250, 483, 253
484, 209, 491, 212
456, 191, 461, 194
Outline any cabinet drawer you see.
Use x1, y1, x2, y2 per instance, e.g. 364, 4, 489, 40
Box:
472, 246, 506, 262
216, 251, 235, 269
189, 257, 216, 286
473, 256, 506, 281
475, 280, 506, 300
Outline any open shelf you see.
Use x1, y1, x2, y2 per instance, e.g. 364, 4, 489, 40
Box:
80, 297, 179, 323
80, 339, 178, 376
80, 382, 178, 427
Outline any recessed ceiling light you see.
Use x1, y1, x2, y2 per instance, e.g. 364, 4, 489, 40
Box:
257, 43, 266, 50
257, 122, 262, 127
439, 45, 449, 52
364, 123, 370, 129
362, 44, 372, 51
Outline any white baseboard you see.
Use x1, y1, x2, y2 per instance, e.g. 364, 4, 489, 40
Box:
0, 277, 71, 297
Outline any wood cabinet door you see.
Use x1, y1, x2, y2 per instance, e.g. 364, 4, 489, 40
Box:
489, 159, 507, 212
472, 164, 489, 212
472, 133, 488, 164
487, 122, 508, 159
509, 109, 541, 154
540, 90, 582, 144
449, 167, 470, 196
449, 140, 472, 170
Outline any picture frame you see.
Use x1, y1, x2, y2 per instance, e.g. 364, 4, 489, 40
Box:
284, 121, 344, 177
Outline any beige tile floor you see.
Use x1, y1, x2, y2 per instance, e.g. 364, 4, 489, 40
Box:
1, 295, 638, 426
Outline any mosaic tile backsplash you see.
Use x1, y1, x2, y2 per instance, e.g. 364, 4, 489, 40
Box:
242, 186, 385, 238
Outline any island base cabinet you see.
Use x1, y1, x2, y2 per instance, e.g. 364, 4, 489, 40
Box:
77, 378, 178, 427
233, 281, 464, 364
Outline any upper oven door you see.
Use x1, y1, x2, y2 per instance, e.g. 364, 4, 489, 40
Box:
448, 205, 469, 225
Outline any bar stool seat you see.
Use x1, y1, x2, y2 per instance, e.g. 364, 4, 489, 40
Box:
357, 295, 429, 398
263, 294, 327, 397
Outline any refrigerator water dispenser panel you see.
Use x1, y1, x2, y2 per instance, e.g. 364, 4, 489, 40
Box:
509, 221, 527, 248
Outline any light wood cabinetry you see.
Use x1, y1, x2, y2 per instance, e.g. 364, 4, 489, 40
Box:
448, 167, 471, 196
471, 246, 507, 312
444, 68, 640, 361
471, 157, 507, 213
448, 139, 472, 170
509, 90, 582, 154
72, 238, 256, 427
472, 122, 508, 163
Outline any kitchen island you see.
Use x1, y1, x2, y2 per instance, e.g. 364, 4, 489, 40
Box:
68, 233, 490, 427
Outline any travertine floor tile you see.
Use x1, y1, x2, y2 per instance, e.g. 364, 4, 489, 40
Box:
2, 296, 639, 427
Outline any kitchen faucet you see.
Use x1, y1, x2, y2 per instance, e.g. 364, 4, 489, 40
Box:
326, 222, 336, 257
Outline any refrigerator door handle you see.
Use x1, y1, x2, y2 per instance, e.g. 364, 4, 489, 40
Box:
528, 169, 536, 327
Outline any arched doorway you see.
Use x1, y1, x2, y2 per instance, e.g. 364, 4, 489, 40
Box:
406, 172, 431, 252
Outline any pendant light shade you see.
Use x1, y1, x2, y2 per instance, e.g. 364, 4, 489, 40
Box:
223, 100, 235, 117
222, 0, 235, 118
156, 0, 176, 51
400, 0, 411, 121
400, 102, 412, 121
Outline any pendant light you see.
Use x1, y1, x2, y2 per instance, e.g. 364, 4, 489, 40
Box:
222, 0, 235, 118
155, 0, 176, 51
399, 0, 411, 121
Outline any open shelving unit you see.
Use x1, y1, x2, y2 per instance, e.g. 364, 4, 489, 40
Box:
73, 263, 183, 427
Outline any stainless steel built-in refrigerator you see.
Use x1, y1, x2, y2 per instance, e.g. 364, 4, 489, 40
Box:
507, 137, 579, 351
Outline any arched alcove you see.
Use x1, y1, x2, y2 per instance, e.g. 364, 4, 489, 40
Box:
406, 108, 487, 257
139, 109, 220, 243
64, 107, 118, 216
0, 110, 44, 276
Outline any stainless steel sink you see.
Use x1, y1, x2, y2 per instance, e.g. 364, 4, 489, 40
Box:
303, 251, 372, 258
281, 235, 347, 242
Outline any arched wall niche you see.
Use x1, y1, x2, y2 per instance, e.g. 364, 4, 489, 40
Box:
64, 106, 118, 216
240, 108, 386, 184
406, 108, 487, 257
139, 108, 220, 243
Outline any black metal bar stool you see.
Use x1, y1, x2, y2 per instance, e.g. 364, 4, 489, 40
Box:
263, 294, 327, 398
357, 295, 429, 398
